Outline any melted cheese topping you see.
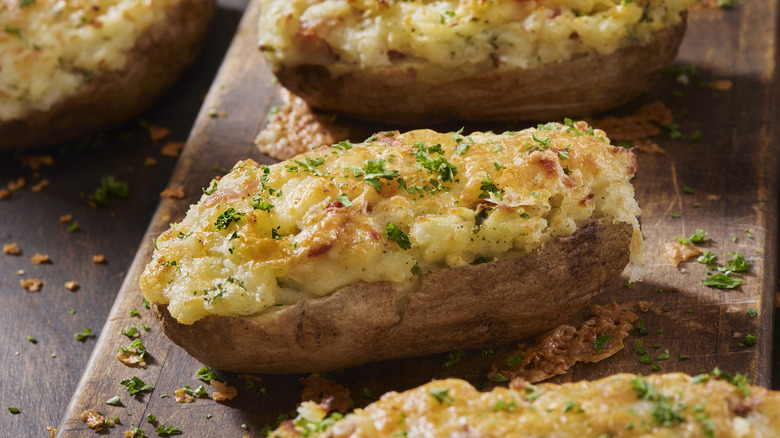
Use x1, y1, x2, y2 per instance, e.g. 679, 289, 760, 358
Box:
258, 0, 694, 81
276, 373, 780, 437
0, 0, 178, 121
140, 124, 643, 324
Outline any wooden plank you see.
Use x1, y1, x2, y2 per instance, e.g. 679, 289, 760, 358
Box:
0, 4, 247, 437
56, 1, 777, 436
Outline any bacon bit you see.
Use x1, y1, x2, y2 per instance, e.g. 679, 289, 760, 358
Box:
31, 179, 51, 192
79, 409, 105, 432
489, 302, 638, 383
212, 380, 238, 402
115, 351, 146, 367
255, 88, 349, 161
31, 253, 50, 264
148, 125, 171, 142
7, 177, 25, 192
20, 155, 54, 170
59, 214, 73, 223
93, 254, 106, 264
46, 426, 57, 438
161, 141, 185, 158
637, 301, 653, 312
663, 242, 702, 266
586, 101, 673, 142
144, 156, 158, 167
0, 188, 10, 200
638, 140, 666, 155
65, 281, 79, 291
174, 387, 195, 403
300, 374, 352, 414
709, 80, 733, 91
21, 278, 44, 292
3, 242, 21, 255
160, 185, 186, 199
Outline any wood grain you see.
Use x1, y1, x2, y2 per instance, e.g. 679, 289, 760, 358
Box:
56, 1, 778, 437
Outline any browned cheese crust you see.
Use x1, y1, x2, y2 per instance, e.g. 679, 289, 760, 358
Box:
0, 0, 215, 151
272, 20, 686, 125
152, 218, 631, 374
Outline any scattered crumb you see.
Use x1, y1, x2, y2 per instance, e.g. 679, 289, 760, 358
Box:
160, 186, 186, 199
115, 351, 146, 368
21, 278, 44, 292
93, 254, 106, 264
30, 179, 51, 192
21, 155, 54, 170
489, 302, 638, 383
47, 426, 57, 438
0, 189, 9, 200
586, 101, 673, 142
59, 214, 73, 223
51, 353, 57, 358
637, 301, 653, 312
212, 380, 238, 402
255, 88, 349, 161
148, 125, 171, 142
706, 194, 721, 201
637, 140, 666, 155
238, 373, 263, 382
124, 430, 136, 438
65, 281, 79, 291
16, 269, 24, 275
174, 387, 195, 403
301, 374, 352, 414
161, 141, 185, 158
144, 157, 158, 167
79, 409, 105, 432
709, 80, 733, 91
663, 242, 702, 266
7, 177, 25, 192
31, 253, 51, 264
3, 242, 21, 255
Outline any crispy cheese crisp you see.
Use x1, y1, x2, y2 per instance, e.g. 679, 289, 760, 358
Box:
140, 124, 643, 324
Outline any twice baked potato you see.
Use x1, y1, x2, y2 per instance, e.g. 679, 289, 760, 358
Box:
141, 122, 644, 373
0, 0, 215, 151
272, 372, 780, 437
258, 0, 692, 124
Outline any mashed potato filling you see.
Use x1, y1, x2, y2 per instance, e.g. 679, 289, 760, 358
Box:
258, 0, 693, 81
140, 123, 643, 324
0, 0, 177, 121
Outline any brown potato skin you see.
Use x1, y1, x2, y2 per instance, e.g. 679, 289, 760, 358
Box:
271, 21, 686, 125
0, 0, 216, 151
152, 219, 632, 374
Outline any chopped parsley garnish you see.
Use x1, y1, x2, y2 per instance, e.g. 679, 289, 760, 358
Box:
117, 338, 147, 360
492, 399, 516, 412
657, 349, 670, 361
412, 142, 458, 182
741, 334, 756, 347
129, 308, 139, 316
337, 193, 352, 207
66, 221, 80, 233
27, 336, 37, 344
524, 386, 544, 402
688, 229, 708, 243
362, 159, 399, 193
361, 387, 377, 400
8, 407, 20, 414
147, 414, 157, 423
429, 387, 454, 404
155, 424, 181, 435
251, 196, 274, 212
744, 229, 754, 239
634, 340, 647, 355
196, 366, 220, 383
506, 354, 524, 366
121, 325, 139, 338
181, 385, 206, 397
748, 308, 757, 318
443, 350, 465, 368
19, 0, 35, 7
120, 376, 153, 395
636, 319, 649, 335
293, 155, 326, 176
479, 173, 501, 199
683, 186, 696, 194
93, 176, 130, 206
489, 373, 509, 383
726, 252, 749, 272
214, 208, 245, 230
531, 133, 551, 148
563, 400, 583, 413
386, 223, 411, 250
176, 231, 192, 239
697, 251, 717, 264
75, 328, 92, 341
702, 273, 743, 289
593, 334, 611, 353
106, 396, 122, 406
331, 140, 352, 150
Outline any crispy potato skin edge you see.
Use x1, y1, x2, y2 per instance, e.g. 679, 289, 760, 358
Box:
271, 20, 686, 125
152, 219, 633, 374
0, 0, 216, 151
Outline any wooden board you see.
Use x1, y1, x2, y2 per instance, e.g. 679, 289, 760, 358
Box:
56, 1, 778, 436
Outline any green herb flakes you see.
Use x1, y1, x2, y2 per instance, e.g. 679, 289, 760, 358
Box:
106, 396, 122, 406
121, 376, 153, 395
429, 387, 454, 404
386, 223, 411, 250
75, 328, 92, 342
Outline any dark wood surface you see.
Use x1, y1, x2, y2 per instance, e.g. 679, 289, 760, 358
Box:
0, 0, 774, 436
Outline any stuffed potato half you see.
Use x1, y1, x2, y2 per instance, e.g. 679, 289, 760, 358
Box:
0, 0, 215, 150
141, 122, 644, 373
258, 0, 693, 124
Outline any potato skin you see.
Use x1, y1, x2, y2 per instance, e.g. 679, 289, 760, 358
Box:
152, 219, 632, 374
272, 20, 686, 125
0, 0, 215, 151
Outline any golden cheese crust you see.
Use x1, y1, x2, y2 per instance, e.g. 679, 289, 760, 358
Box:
0, 0, 215, 149
140, 123, 643, 326
273, 373, 780, 437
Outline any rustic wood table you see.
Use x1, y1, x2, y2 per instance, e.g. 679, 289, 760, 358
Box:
1, 1, 778, 437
